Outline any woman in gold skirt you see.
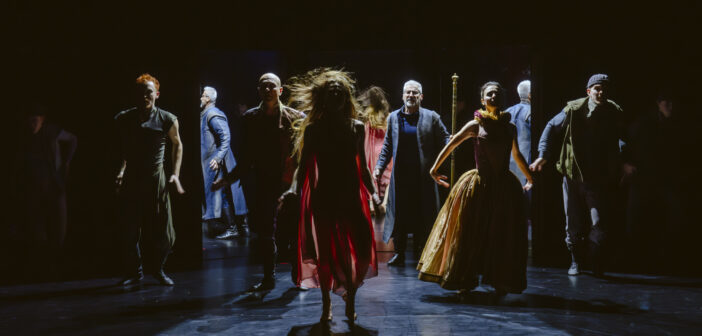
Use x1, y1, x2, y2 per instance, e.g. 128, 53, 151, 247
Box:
417, 81, 533, 295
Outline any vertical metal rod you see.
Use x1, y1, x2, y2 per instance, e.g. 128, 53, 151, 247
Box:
450, 73, 459, 187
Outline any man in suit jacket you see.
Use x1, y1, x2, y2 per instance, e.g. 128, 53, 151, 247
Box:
374, 80, 450, 266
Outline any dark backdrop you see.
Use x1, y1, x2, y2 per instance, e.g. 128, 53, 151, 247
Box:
3, 1, 701, 283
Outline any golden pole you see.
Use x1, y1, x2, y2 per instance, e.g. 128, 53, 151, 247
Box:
450, 73, 459, 187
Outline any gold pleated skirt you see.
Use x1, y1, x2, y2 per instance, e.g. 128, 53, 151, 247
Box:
417, 169, 527, 293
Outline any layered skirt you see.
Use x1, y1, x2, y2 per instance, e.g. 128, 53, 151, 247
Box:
417, 169, 527, 293
297, 155, 378, 295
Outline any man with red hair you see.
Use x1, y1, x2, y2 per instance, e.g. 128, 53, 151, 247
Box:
114, 73, 185, 286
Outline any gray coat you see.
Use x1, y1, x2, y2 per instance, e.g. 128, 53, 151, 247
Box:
506, 101, 532, 185
375, 107, 450, 242
200, 106, 247, 220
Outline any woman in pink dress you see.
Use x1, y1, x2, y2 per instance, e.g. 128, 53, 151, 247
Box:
358, 86, 392, 215
284, 69, 379, 323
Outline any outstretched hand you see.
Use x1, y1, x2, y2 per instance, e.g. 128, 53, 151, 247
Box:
529, 158, 547, 172
169, 175, 185, 194
430, 169, 450, 188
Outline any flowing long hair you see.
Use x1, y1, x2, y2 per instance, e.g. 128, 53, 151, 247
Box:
286, 68, 361, 162
357, 86, 390, 129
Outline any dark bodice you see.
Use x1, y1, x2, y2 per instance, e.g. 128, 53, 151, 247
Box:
473, 117, 514, 178
303, 120, 363, 202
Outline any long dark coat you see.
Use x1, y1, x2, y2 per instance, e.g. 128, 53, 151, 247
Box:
376, 107, 450, 242
200, 106, 247, 220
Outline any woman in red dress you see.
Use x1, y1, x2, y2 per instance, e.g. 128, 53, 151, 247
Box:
284, 69, 378, 323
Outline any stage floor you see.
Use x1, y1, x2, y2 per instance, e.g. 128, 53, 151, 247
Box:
1, 247, 701, 335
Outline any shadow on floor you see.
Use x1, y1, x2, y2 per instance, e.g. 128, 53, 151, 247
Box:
42, 286, 307, 334
422, 290, 644, 315
288, 321, 378, 336
0, 283, 143, 301
601, 274, 702, 288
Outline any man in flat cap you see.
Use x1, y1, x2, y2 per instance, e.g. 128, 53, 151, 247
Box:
530, 74, 634, 277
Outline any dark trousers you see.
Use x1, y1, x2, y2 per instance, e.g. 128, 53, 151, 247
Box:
121, 196, 173, 277
251, 191, 279, 279
392, 177, 425, 256
562, 177, 607, 261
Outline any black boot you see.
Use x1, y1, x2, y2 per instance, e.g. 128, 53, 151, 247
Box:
236, 215, 250, 237
252, 244, 276, 291
252, 267, 275, 291
388, 235, 406, 266
387, 253, 405, 266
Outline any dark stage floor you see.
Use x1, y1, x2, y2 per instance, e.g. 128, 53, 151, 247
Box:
3, 245, 702, 336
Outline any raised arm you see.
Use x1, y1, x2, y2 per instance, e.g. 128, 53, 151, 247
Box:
167, 119, 185, 194
430, 120, 479, 188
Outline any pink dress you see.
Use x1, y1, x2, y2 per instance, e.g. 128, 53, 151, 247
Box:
364, 123, 392, 199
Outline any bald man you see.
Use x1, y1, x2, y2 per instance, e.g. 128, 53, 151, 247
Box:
213, 73, 304, 290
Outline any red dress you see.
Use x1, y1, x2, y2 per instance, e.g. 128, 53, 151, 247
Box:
296, 122, 378, 295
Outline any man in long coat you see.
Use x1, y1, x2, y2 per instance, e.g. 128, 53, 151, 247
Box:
375, 80, 450, 266
199, 86, 248, 238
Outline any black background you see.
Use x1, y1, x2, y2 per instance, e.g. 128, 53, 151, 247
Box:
4, 1, 701, 282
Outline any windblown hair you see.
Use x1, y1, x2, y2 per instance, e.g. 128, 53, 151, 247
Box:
357, 86, 390, 129
286, 68, 360, 162
136, 73, 160, 91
